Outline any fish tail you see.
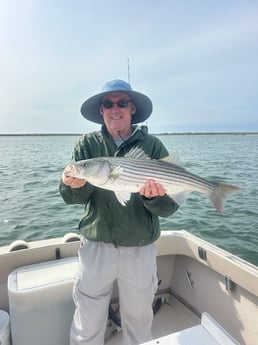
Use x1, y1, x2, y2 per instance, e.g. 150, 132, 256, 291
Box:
209, 183, 241, 214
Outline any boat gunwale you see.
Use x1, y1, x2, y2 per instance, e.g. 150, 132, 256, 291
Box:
0, 230, 257, 296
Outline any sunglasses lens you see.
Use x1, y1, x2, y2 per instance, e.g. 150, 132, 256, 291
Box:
102, 99, 131, 109
117, 100, 128, 108
102, 100, 113, 109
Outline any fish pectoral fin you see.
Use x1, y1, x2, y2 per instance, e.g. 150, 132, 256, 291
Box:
114, 191, 131, 206
110, 166, 123, 180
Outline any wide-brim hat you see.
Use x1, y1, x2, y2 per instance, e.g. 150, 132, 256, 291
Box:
80, 79, 153, 124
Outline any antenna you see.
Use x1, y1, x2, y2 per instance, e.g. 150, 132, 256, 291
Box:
127, 58, 131, 84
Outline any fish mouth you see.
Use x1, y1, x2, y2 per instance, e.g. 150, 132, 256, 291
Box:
64, 164, 80, 177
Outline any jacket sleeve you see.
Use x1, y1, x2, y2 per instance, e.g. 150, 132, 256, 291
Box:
59, 181, 94, 205
59, 135, 95, 205
141, 195, 179, 217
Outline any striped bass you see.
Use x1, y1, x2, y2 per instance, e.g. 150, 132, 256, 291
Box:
66, 147, 241, 213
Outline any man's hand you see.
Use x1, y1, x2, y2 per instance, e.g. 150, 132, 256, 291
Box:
140, 180, 166, 198
62, 165, 87, 188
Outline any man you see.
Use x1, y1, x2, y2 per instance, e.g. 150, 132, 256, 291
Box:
60, 79, 179, 345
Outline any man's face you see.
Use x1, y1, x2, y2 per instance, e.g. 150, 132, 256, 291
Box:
100, 92, 136, 138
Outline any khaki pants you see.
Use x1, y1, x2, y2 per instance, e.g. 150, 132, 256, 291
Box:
70, 240, 157, 345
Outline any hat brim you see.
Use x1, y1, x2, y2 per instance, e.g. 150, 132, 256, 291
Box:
80, 90, 153, 124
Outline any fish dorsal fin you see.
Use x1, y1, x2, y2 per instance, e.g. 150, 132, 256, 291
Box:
125, 147, 182, 166
160, 152, 182, 166
124, 147, 151, 160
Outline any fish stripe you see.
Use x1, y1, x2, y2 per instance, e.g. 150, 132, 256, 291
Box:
109, 158, 215, 193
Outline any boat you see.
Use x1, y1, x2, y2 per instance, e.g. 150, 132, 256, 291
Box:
0, 230, 257, 345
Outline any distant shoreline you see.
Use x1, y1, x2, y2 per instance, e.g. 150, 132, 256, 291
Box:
0, 132, 257, 136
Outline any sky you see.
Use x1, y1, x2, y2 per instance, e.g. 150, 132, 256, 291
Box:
0, 0, 258, 134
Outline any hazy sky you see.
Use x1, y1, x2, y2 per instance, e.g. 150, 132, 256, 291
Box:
1, 0, 258, 134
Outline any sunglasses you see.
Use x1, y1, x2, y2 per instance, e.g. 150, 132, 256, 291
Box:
101, 99, 132, 109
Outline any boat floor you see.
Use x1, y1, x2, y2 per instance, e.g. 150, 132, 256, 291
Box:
105, 293, 200, 344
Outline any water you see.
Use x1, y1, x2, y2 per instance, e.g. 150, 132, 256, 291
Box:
0, 134, 257, 266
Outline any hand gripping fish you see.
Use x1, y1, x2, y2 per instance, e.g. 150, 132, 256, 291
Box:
65, 147, 241, 213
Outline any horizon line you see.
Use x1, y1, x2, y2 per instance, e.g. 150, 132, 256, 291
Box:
1, 131, 258, 136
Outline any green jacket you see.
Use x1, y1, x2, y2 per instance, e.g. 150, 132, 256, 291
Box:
59, 125, 179, 246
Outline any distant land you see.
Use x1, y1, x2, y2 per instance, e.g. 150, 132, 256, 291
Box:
0, 132, 258, 136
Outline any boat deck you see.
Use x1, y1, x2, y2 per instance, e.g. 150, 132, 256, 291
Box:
105, 293, 200, 344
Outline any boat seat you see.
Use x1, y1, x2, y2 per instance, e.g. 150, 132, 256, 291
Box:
141, 312, 240, 345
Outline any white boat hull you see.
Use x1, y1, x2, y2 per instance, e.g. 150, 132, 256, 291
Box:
0, 230, 257, 345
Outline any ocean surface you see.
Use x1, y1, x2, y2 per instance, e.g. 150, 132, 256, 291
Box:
0, 134, 257, 266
